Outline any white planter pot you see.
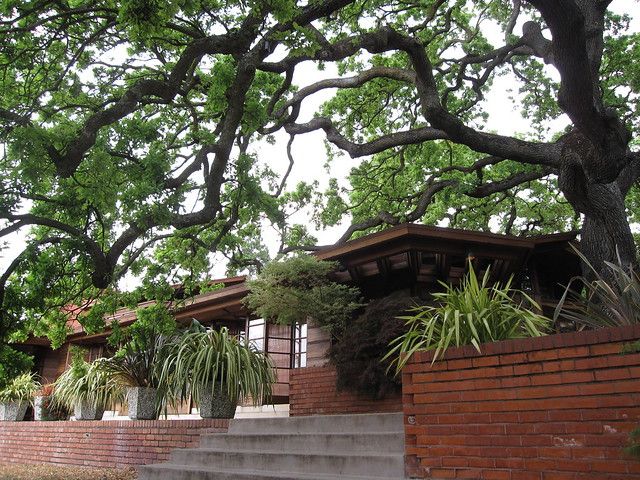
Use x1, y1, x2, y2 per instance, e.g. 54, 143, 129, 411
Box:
0, 401, 28, 421
74, 400, 104, 421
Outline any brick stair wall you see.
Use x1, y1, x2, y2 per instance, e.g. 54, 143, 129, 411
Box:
290, 365, 402, 416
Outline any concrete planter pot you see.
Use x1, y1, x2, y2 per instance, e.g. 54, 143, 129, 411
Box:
34, 395, 68, 421
199, 385, 237, 419
0, 401, 28, 421
74, 400, 104, 421
126, 386, 157, 420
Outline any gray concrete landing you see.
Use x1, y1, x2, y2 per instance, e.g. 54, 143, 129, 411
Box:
138, 412, 407, 480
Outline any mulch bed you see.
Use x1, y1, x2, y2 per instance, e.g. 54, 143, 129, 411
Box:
0, 464, 137, 480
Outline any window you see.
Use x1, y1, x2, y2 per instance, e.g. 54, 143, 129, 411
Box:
292, 323, 307, 368
248, 318, 265, 351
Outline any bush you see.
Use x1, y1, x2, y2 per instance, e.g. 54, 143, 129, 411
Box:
626, 426, 640, 459
0, 346, 34, 391
245, 255, 362, 333
330, 291, 416, 399
53, 355, 123, 412
385, 265, 550, 373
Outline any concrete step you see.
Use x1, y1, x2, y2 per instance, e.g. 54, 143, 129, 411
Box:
138, 463, 406, 480
138, 413, 407, 480
169, 449, 404, 477
228, 412, 404, 434
200, 431, 404, 453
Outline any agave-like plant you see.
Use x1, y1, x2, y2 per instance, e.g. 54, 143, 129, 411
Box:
161, 325, 276, 414
385, 265, 550, 373
0, 372, 40, 403
0, 372, 41, 421
98, 329, 172, 388
52, 359, 123, 412
553, 247, 640, 329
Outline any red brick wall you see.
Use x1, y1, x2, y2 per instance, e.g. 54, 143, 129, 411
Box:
0, 419, 228, 468
290, 365, 402, 416
403, 325, 640, 479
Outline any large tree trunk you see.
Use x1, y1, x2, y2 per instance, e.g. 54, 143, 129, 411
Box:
580, 189, 637, 275
558, 130, 637, 278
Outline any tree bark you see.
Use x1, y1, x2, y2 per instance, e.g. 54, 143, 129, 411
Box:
558, 130, 636, 276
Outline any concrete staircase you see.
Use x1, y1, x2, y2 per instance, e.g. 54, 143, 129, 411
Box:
138, 412, 406, 480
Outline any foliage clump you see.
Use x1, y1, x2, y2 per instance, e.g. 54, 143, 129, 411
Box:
100, 315, 177, 390
626, 427, 640, 459
330, 291, 416, 399
0, 371, 40, 403
52, 347, 123, 412
0, 346, 34, 391
161, 324, 276, 409
554, 248, 640, 329
386, 266, 550, 373
245, 255, 363, 332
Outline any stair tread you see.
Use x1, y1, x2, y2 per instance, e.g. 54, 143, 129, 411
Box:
140, 463, 406, 480
205, 431, 402, 437
176, 448, 402, 458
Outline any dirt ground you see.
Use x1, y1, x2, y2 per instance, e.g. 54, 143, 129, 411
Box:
0, 464, 137, 480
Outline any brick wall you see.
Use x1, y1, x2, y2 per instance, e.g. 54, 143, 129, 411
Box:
403, 325, 640, 479
290, 365, 402, 416
0, 419, 228, 468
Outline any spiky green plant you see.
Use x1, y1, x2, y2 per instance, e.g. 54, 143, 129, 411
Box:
161, 326, 276, 408
0, 372, 40, 403
97, 327, 173, 388
52, 359, 124, 411
553, 247, 640, 329
385, 266, 550, 373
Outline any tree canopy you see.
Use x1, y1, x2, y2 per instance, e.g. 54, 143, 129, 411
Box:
0, 0, 638, 347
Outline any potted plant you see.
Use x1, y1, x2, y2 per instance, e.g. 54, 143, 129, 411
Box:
53, 358, 122, 421
0, 372, 40, 421
34, 384, 69, 421
98, 328, 173, 420
162, 325, 276, 419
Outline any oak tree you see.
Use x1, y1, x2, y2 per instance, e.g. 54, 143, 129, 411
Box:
0, 0, 638, 345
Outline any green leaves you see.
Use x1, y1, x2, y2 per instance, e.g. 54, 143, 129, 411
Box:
553, 247, 640, 329
160, 325, 276, 408
0, 372, 39, 403
0, 346, 34, 391
52, 357, 124, 411
385, 264, 551, 373
245, 255, 363, 332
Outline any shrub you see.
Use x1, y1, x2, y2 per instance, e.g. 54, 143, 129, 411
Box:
626, 426, 640, 459
244, 255, 362, 333
330, 291, 416, 399
99, 308, 178, 389
385, 265, 550, 373
53, 357, 123, 412
0, 346, 34, 391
